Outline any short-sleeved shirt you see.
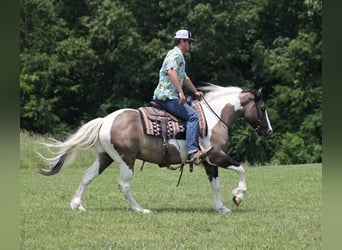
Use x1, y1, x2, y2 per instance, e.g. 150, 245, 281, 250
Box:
153, 46, 187, 100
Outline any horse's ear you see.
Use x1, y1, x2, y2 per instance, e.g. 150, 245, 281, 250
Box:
257, 87, 263, 95
254, 87, 263, 100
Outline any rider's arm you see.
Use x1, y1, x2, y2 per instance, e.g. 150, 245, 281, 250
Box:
167, 69, 186, 105
184, 76, 203, 100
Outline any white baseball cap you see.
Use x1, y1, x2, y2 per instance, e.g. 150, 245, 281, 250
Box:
174, 29, 195, 41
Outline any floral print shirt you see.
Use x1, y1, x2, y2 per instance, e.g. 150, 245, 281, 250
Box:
153, 46, 187, 100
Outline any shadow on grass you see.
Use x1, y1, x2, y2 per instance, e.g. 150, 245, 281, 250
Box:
230, 207, 258, 213
88, 205, 258, 214
151, 207, 218, 214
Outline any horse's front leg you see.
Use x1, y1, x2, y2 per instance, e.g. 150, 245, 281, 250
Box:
208, 149, 247, 207
228, 164, 247, 206
203, 162, 231, 214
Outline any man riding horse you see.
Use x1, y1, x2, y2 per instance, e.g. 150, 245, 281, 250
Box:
37, 30, 273, 214
152, 29, 210, 166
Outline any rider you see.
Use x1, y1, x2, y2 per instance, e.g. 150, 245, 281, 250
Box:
152, 29, 204, 165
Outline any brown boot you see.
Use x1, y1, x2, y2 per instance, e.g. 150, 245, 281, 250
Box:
188, 151, 203, 166
188, 146, 213, 166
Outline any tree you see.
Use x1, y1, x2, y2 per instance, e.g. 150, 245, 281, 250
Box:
20, 0, 322, 164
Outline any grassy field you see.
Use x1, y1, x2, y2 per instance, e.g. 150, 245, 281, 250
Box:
20, 132, 321, 249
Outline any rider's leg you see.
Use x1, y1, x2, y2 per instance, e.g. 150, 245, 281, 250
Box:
154, 99, 200, 158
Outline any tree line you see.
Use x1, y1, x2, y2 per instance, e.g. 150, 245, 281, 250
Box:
20, 0, 322, 165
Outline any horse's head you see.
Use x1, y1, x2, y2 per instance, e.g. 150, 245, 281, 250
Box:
200, 84, 273, 137
242, 88, 273, 137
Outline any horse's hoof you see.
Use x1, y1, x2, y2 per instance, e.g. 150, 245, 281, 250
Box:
233, 196, 242, 207
70, 203, 86, 211
134, 208, 152, 214
78, 205, 87, 211
215, 207, 231, 214
70, 198, 86, 211
142, 209, 152, 214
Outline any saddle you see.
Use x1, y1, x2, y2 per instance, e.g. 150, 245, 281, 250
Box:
138, 100, 208, 168
138, 101, 207, 140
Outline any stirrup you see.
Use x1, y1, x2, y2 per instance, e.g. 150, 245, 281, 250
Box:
197, 145, 213, 159
187, 146, 213, 172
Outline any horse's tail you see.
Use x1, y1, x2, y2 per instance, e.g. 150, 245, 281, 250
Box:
37, 117, 104, 176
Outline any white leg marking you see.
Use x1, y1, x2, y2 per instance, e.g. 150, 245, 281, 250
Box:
118, 163, 151, 214
210, 177, 231, 214
70, 159, 100, 211
229, 165, 247, 203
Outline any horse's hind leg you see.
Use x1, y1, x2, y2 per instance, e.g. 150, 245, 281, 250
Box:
118, 161, 151, 214
70, 152, 113, 211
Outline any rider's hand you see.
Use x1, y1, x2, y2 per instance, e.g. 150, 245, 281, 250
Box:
179, 92, 186, 105
194, 91, 204, 100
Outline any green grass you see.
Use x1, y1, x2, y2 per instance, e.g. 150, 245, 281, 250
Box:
20, 132, 321, 249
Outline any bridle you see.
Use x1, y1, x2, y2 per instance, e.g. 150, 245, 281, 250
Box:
244, 96, 265, 134
202, 96, 250, 137
202, 91, 267, 136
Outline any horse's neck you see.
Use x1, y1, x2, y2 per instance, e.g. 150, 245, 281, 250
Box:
203, 98, 243, 128
220, 105, 242, 127
201, 101, 242, 148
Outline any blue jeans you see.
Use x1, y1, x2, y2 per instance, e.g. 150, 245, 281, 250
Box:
154, 98, 199, 154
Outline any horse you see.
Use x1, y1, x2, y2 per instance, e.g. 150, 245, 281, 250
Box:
38, 84, 272, 214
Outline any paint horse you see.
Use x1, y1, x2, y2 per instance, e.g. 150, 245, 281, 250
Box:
38, 84, 272, 214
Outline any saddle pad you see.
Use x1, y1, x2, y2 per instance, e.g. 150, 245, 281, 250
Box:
138, 103, 207, 139
193, 102, 208, 137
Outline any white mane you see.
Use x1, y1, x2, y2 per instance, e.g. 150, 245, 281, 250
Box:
199, 83, 242, 101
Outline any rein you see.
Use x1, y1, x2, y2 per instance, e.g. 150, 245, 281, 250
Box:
202, 96, 250, 137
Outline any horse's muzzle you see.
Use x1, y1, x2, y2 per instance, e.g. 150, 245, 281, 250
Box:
256, 126, 272, 137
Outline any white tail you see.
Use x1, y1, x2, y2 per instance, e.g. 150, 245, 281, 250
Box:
37, 118, 104, 176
